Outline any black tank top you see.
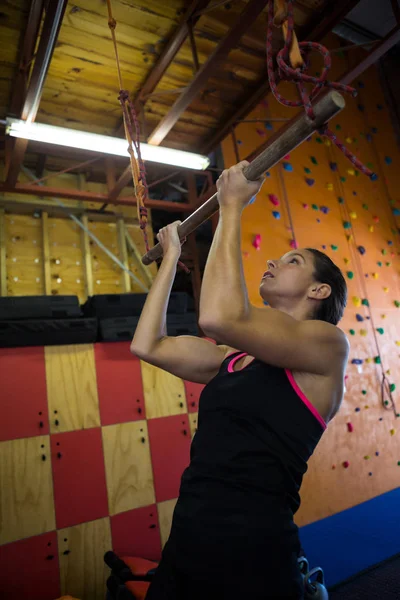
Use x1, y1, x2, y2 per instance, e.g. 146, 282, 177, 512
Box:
173, 351, 326, 538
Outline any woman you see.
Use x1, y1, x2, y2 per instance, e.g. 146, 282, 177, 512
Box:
131, 162, 349, 599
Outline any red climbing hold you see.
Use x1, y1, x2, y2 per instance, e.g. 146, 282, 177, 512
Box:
343, 461, 350, 468
252, 234, 261, 250
347, 423, 353, 432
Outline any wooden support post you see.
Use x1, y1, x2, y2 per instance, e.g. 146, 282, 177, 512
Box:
117, 219, 131, 293
41, 211, 52, 295
81, 214, 93, 298
0, 209, 7, 296
125, 229, 154, 288
142, 90, 346, 265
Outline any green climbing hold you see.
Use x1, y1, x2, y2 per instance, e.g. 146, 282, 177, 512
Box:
395, 300, 400, 308
362, 390, 367, 395
377, 261, 382, 267
398, 461, 400, 466
362, 299, 369, 306
386, 262, 391, 267
390, 383, 396, 392
349, 329, 355, 335
331, 245, 338, 251
343, 221, 351, 229
382, 249, 387, 255
374, 356, 381, 364
304, 167, 311, 174
362, 204, 369, 210
385, 400, 389, 405
316, 137, 323, 144
347, 271, 354, 279
367, 162, 374, 169
336, 124, 341, 130
338, 197, 344, 204
310, 156, 318, 165
340, 176, 346, 183
311, 204, 318, 210
376, 328, 384, 334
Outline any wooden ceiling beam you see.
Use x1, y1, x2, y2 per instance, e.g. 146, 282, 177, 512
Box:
114, 0, 212, 137
5, 0, 68, 188
146, 0, 269, 147
202, 0, 363, 155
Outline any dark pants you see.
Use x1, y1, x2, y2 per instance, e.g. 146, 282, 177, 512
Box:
145, 532, 304, 600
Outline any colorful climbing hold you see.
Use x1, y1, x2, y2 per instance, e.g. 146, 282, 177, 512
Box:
343, 461, 350, 469
268, 194, 279, 206
390, 383, 396, 392
357, 104, 365, 112
320, 206, 329, 214
283, 162, 293, 172
344, 258, 350, 264
374, 356, 381, 364
304, 167, 311, 174
290, 239, 298, 249
347, 271, 354, 279
362, 204, 369, 210
265, 171, 271, 177
350, 211, 357, 219
351, 359, 363, 365
264, 121, 273, 130
372, 273, 379, 279
303, 203, 309, 209
311, 204, 318, 211
272, 211, 281, 219
338, 197, 344, 204
237, 139, 242, 145
252, 234, 261, 250
310, 156, 318, 165
349, 329, 355, 335
315, 137, 323, 144
352, 297, 361, 307
376, 328, 384, 335
345, 137, 353, 144
390, 429, 395, 436
347, 168, 355, 176
360, 329, 367, 336
325, 182, 333, 191
305, 178, 315, 186
340, 176, 346, 183
331, 244, 338, 251
362, 299, 369, 306
356, 314, 364, 322
343, 221, 351, 229
384, 156, 392, 165
347, 423, 353, 432
383, 287, 389, 293
395, 301, 400, 308
256, 128, 266, 137
329, 162, 338, 172
336, 124, 341, 130
324, 139, 331, 147
366, 133, 372, 142
357, 246, 366, 255
371, 127, 378, 134
362, 390, 367, 395
368, 225, 374, 232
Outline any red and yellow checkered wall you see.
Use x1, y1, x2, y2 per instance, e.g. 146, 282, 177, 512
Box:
0, 341, 203, 599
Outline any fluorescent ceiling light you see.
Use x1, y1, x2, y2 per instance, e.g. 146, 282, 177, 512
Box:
6, 118, 210, 171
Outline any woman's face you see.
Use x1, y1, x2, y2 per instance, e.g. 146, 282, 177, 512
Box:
259, 249, 317, 304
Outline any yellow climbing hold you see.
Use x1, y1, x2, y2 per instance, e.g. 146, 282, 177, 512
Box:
364, 455, 370, 460
395, 341, 400, 346
350, 211, 357, 219
364, 405, 369, 409
324, 139, 331, 146
360, 329, 368, 336
344, 257, 350, 264
346, 137, 353, 143
347, 168, 355, 175
325, 182, 334, 191
381, 314, 387, 319
390, 429, 396, 436
352, 296, 362, 307
346, 234, 354, 242
372, 273, 379, 279
386, 369, 391, 376
383, 287, 389, 293
369, 225, 374, 232
365, 358, 372, 364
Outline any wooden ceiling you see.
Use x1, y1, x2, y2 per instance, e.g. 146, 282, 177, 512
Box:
1, 0, 360, 183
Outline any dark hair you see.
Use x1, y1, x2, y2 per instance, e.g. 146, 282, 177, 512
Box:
306, 248, 347, 325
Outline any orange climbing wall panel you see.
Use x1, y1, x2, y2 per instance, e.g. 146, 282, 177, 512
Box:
222, 34, 400, 526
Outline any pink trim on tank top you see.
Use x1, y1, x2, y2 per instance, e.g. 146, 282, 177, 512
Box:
285, 369, 327, 430
226, 351, 326, 430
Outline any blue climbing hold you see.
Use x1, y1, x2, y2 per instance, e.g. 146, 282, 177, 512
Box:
283, 162, 293, 172
265, 171, 271, 177
329, 162, 338, 172
322, 245, 326, 249
352, 359, 363, 365
263, 300, 269, 306
320, 206, 329, 214
370, 173, 378, 181
384, 156, 392, 165
358, 246, 366, 255
393, 208, 400, 216
272, 211, 280, 219
305, 178, 315, 186
356, 314, 364, 322
237, 139, 242, 145
265, 121, 273, 131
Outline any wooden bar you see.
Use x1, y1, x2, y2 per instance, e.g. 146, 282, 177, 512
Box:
0, 209, 7, 296
42, 211, 52, 295
142, 91, 345, 265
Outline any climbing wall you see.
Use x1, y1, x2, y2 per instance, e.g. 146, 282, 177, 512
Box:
222, 34, 400, 526
0, 168, 157, 302
0, 340, 202, 599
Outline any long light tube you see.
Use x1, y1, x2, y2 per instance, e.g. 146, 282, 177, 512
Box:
6, 118, 210, 170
